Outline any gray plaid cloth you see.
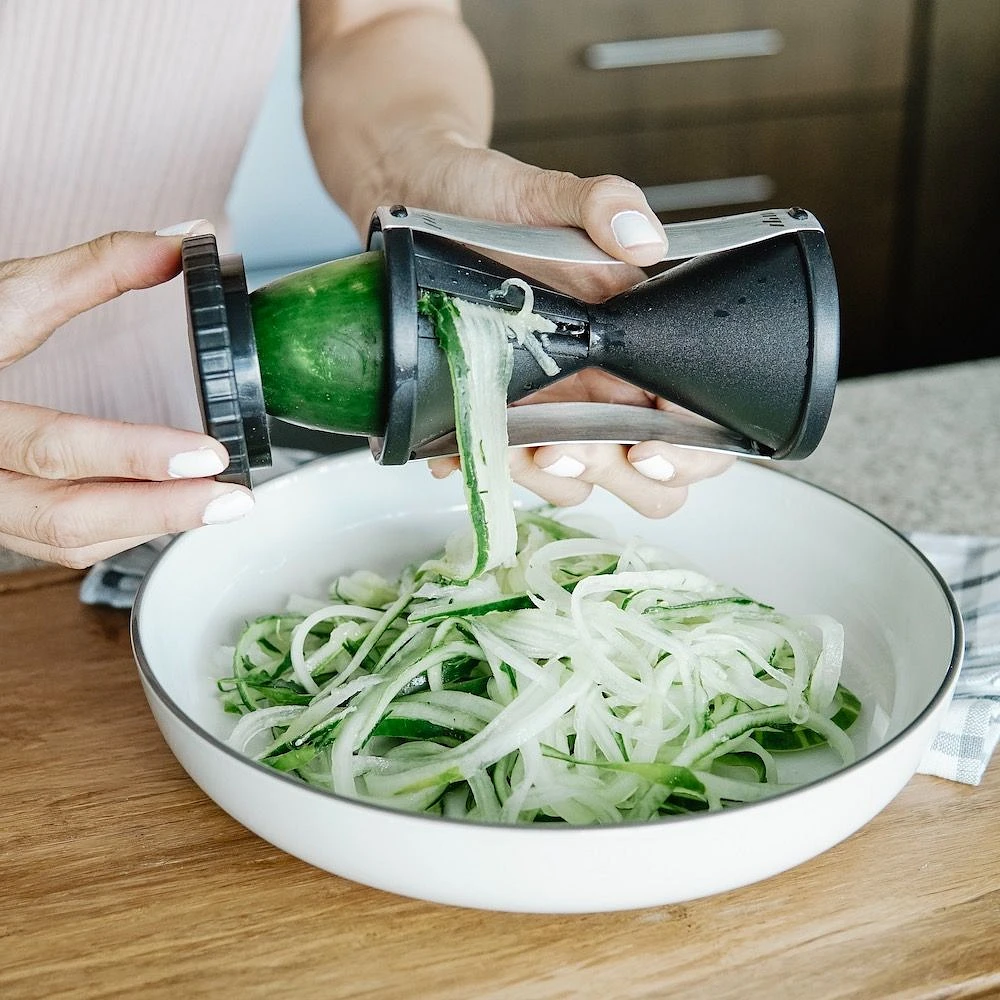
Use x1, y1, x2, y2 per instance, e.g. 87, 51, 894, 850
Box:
912, 532, 1000, 785
80, 468, 1000, 786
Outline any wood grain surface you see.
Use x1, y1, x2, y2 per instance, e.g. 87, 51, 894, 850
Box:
2, 570, 999, 1000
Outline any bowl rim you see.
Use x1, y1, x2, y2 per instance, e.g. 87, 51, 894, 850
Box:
130, 454, 964, 834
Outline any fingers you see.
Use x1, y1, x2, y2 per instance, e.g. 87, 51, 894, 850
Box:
515, 168, 667, 268
402, 140, 666, 269
624, 441, 735, 488
0, 529, 162, 572
516, 441, 734, 518
0, 227, 205, 368
0, 470, 253, 568
429, 436, 733, 519
525, 443, 685, 518
577, 176, 667, 268
0, 404, 250, 569
428, 450, 595, 507
427, 456, 461, 479
0, 402, 231, 482
0, 221, 238, 569
508, 447, 595, 508
382, 140, 662, 298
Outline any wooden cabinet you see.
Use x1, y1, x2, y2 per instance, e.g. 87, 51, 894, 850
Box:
899, 0, 1000, 371
463, 0, 998, 377
469, 1, 911, 124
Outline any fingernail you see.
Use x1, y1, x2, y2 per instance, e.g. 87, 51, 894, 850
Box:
610, 210, 664, 249
168, 447, 227, 479
202, 491, 255, 524
541, 455, 586, 479
155, 219, 213, 237
631, 454, 676, 482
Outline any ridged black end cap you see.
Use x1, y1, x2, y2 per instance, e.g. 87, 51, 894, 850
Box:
181, 234, 271, 489
769, 228, 841, 459
366, 224, 419, 465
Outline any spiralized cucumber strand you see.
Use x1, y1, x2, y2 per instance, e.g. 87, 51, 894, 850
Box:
228, 705, 305, 756
289, 605, 384, 694
324, 573, 418, 689
805, 615, 846, 712
418, 286, 563, 581
419, 293, 517, 580
490, 278, 561, 377
219, 510, 860, 825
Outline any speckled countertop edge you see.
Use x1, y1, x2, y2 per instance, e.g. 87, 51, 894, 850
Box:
782, 357, 1000, 537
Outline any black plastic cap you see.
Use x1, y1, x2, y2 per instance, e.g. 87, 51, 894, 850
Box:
367, 225, 420, 465
589, 225, 840, 461
181, 235, 271, 489
771, 229, 840, 459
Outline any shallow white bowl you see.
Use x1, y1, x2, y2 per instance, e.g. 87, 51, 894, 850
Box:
131, 453, 961, 913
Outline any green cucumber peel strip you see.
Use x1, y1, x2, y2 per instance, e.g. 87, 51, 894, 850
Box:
540, 745, 706, 796
754, 684, 861, 751
409, 551, 619, 623
418, 291, 515, 582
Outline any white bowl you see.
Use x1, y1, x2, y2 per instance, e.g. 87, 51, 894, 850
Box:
131, 453, 961, 913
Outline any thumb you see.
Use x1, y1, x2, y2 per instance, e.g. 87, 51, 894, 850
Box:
0, 229, 195, 368
514, 167, 668, 268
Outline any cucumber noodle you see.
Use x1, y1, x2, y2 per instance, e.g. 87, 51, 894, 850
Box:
219, 510, 858, 823
416, 286, 557, 581
218, 290, 858, 823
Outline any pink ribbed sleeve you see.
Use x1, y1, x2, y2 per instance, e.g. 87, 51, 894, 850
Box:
0, 0, 293, 429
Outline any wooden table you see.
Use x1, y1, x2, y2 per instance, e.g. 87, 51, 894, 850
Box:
2, 566, 999, 1000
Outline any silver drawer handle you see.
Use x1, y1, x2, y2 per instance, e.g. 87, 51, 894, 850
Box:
583, 29, 784, 71
642, 176, 776, 214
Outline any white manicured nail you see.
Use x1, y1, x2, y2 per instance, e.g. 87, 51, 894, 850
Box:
542, 455, 586, 479
155, 219, 213, 237
632, 454, 677, 482
611, 210, 664, 249
168, 447, 227, 479
202, 491, 254, 524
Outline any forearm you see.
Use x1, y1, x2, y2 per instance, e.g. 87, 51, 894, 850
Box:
299, 0, 493, 236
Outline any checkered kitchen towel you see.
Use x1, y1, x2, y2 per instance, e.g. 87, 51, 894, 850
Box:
912, 532, 1000, 785
81, 488, 1000, 785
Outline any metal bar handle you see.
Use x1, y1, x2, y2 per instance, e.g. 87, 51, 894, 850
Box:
371, 205, 825, 266
410, 402, 765, 460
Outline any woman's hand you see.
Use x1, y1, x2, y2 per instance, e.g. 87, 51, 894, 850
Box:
371, 139, 735, 515
0, 227, 254, 568
403, 140, 733, 516
429, 368, 733, 519
300, 0, 733, 515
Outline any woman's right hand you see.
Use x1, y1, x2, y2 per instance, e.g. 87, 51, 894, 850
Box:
0, 228, 254, 568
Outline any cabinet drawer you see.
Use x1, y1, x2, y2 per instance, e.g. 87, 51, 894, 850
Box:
497, 108, 904, 376
463, 0, 912, 127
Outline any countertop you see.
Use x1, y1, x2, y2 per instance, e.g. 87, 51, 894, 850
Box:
2, 358, 999, 1000
784, 357, 1000, 537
